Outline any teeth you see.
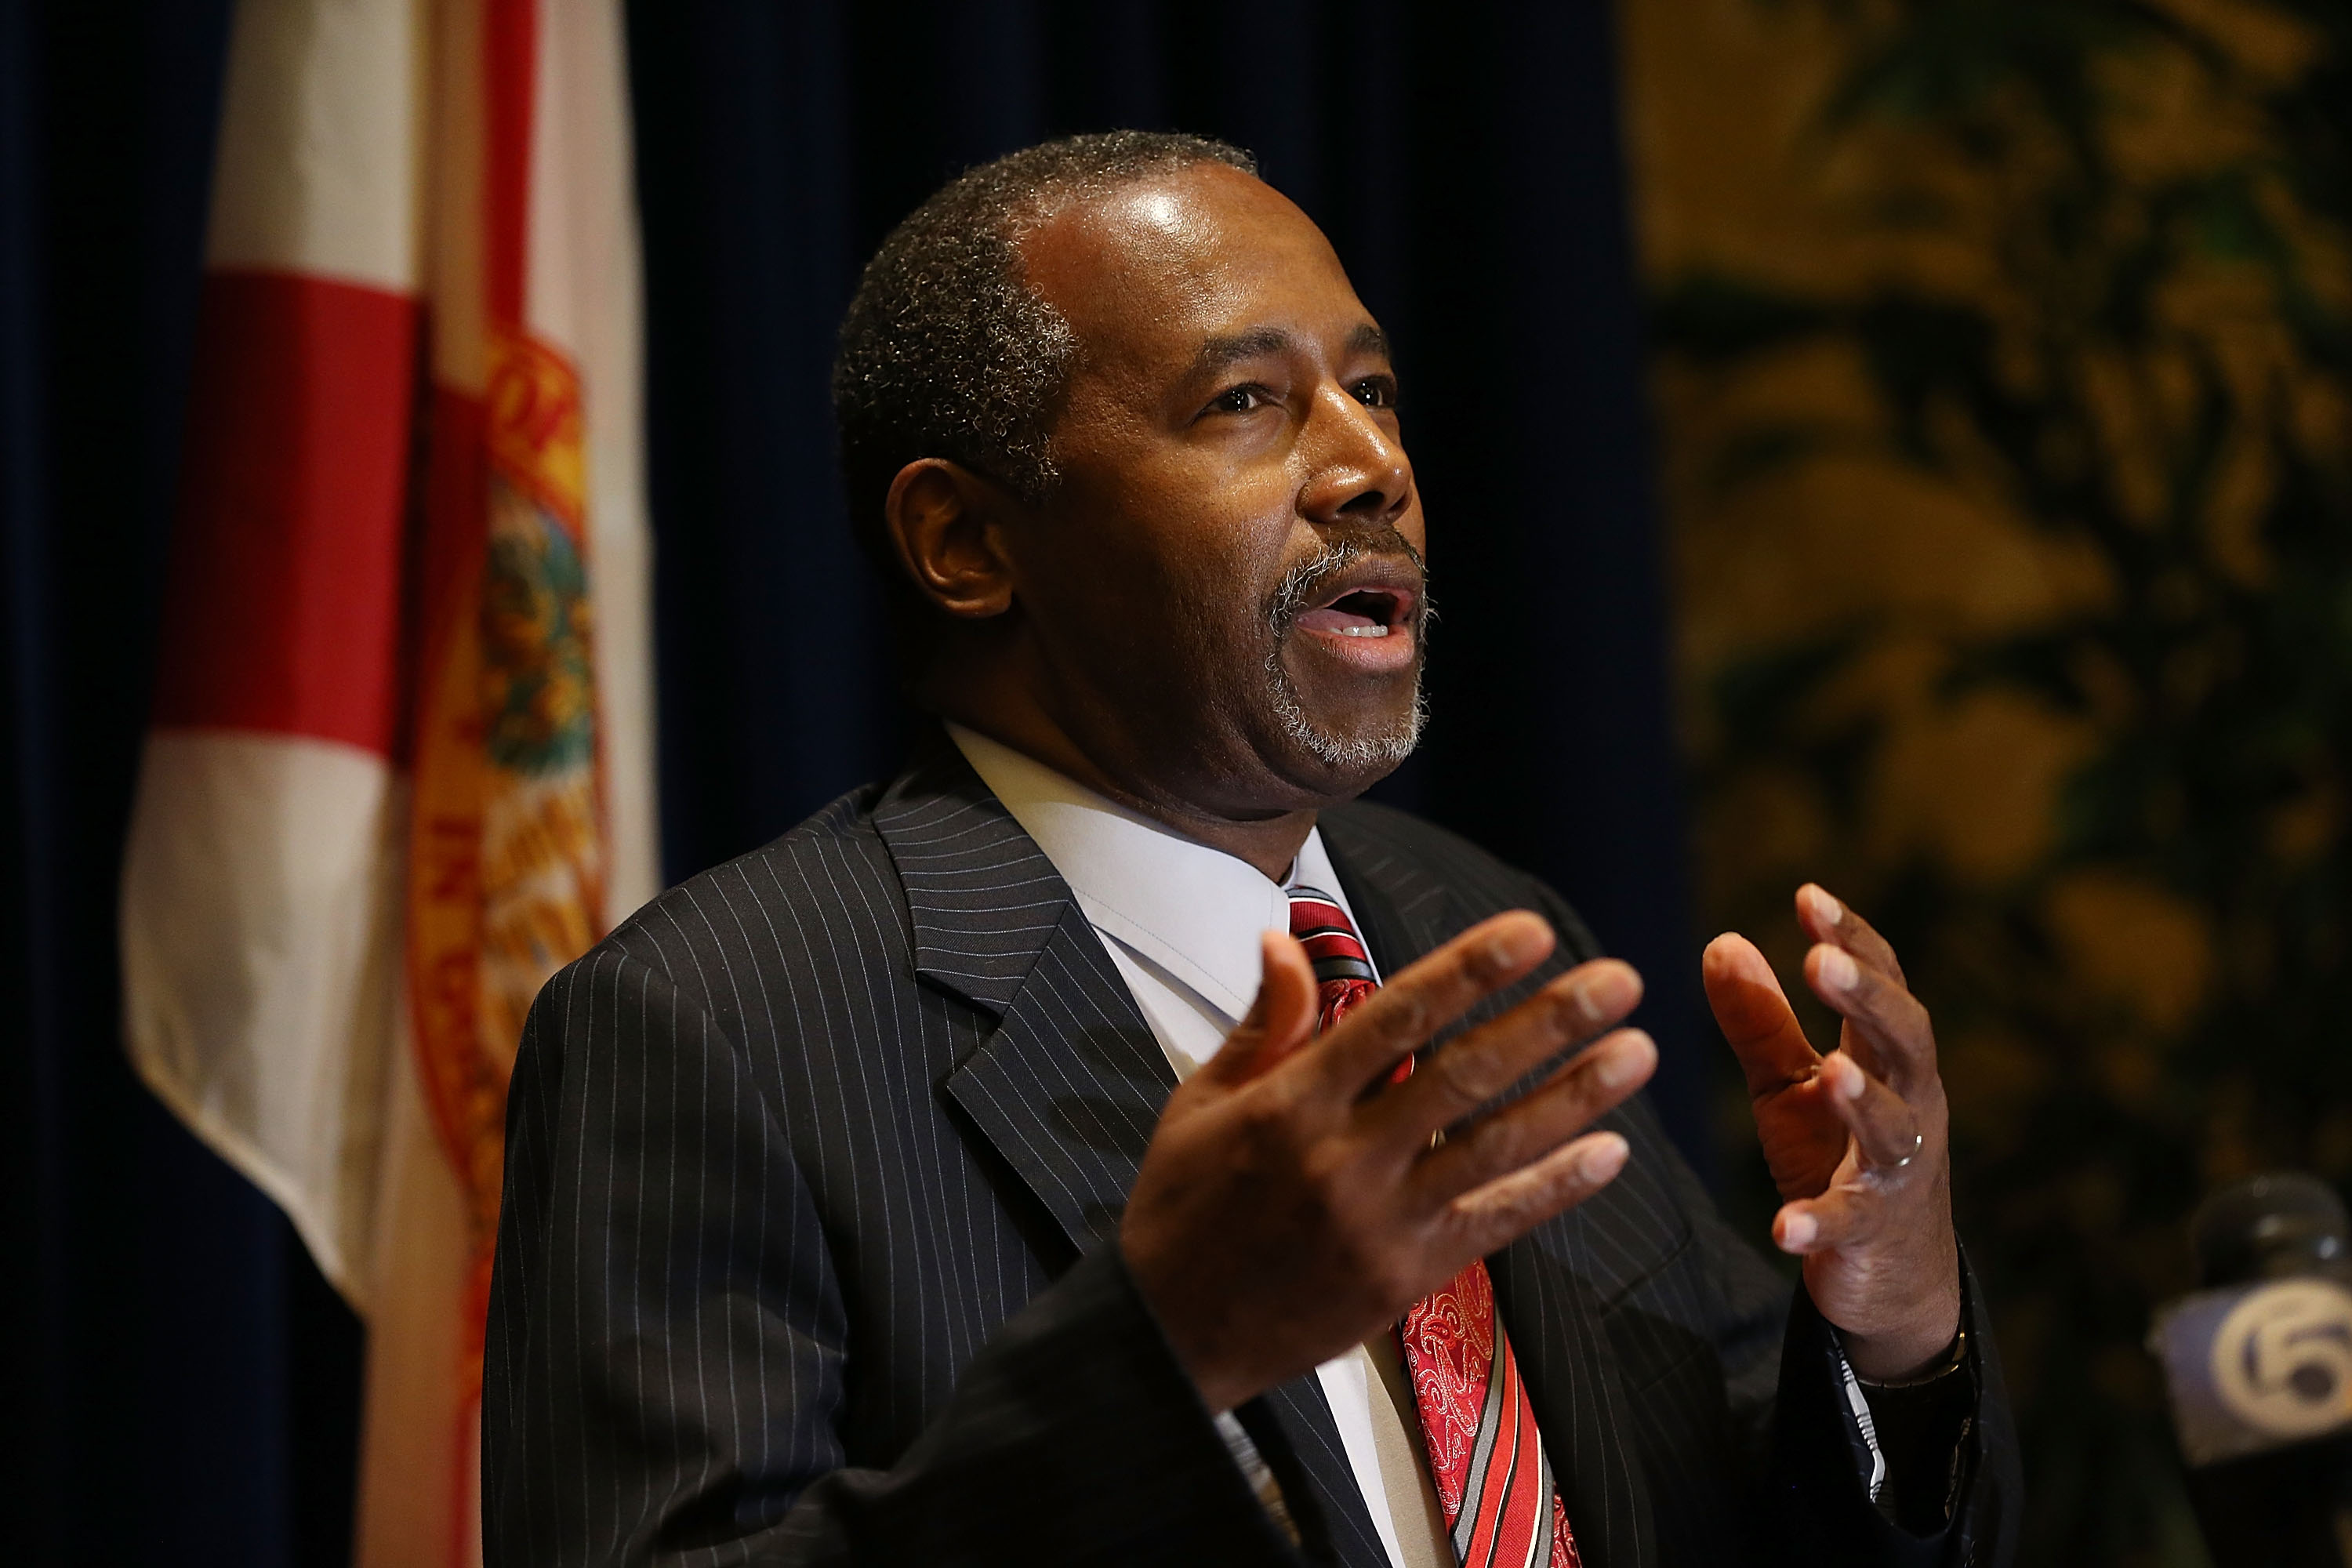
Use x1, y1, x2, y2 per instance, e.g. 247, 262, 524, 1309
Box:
1338, 624, 1390, 637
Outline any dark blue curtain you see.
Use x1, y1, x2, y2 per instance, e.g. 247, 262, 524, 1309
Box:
2, 2, 1697, 1560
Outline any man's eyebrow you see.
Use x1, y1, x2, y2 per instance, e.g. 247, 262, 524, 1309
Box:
1191, 326, 1294, 376
1188, 322, 1391, 378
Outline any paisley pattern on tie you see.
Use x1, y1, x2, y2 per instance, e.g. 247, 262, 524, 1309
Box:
1286, 887, 1581, 1568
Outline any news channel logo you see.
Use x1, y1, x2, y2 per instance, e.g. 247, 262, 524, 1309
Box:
2154, 1278, 2352, 1466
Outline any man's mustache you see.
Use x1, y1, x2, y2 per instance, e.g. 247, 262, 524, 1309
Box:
1265, 529, 1431, 633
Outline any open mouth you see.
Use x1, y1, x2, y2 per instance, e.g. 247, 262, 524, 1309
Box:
1294, 586, 1415, 639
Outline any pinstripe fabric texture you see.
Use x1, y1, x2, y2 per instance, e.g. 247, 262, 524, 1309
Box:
483, 746, 2020, 1567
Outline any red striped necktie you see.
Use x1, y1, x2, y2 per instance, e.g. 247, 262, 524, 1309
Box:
1287, 887, 1581, 1568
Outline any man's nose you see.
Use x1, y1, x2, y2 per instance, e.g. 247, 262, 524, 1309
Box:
1296, 383, 1412, 527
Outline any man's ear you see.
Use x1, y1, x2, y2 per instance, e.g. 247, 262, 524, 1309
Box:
884, 459, 1018, 619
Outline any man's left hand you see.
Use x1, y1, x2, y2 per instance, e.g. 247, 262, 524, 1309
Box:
1703, 884, 1961, 1381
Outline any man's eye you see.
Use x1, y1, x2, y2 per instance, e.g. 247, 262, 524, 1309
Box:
1352, 377, 1398, 409
1207, 384, 1269, 415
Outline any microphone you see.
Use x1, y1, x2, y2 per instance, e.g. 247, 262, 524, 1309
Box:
2151, 1173, 2352, 1565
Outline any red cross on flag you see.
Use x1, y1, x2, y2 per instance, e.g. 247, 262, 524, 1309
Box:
118, 2, 659, 1560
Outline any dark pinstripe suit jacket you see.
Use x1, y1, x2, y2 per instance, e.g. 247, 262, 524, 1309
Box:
485, 748, 2020, 1567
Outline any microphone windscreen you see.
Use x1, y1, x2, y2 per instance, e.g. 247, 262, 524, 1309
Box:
2194, 1174, 2352, 1289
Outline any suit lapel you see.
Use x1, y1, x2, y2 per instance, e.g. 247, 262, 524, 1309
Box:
1322, 813, 1450, 985
943, 895, 1173, 1259
876, 753, 1390, 1568
875, 750, 1181, 1256
1323, 813, 1659, 1568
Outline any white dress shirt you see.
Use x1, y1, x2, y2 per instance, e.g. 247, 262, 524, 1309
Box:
949, 724, 1454, 1568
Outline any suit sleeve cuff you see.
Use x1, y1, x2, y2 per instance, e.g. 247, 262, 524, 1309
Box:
1826, 1316, 1979, 1528
1773, 1249, 1987, 1566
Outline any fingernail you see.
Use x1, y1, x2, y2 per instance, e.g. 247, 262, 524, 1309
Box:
1817, 946, 1859, 993
1577, 1134, 1628, 1181
1595, 1032, 1653, 1089
1486, 924, 1537, 971
1802, 885, 1843, 926
1831, 1054, 1865, 1101
1779, 1210, 1817, 1251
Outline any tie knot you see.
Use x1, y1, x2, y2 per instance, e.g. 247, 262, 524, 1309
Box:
1287, 886, 1374, 985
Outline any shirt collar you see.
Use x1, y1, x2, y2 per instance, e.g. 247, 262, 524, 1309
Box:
947, 723, 1357, 1022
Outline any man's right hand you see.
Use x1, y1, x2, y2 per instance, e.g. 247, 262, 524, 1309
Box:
1119, 911, 1655, 1414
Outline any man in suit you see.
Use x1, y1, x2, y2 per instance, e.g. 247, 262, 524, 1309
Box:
485, 132, 2020, 1566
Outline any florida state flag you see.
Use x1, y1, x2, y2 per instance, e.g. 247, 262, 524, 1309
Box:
119, 1, 658, 1561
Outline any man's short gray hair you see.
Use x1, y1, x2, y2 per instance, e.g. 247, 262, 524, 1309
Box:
831, 130, 1258, 575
